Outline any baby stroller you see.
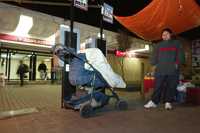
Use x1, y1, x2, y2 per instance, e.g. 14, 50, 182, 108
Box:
54, 45, 128, 118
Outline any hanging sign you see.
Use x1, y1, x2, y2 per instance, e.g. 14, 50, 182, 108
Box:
102, 3, 113, 24
74, 0, 88, 11
0, 33, 52, 46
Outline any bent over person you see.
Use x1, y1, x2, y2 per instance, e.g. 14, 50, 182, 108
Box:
144, 28, 185, 110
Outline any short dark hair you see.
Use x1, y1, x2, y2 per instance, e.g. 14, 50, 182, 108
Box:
162, 28, 173, 34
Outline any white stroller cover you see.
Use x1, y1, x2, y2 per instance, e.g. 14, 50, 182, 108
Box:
84, 48, 126, 88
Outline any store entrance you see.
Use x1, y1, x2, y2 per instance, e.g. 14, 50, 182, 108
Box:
0, 48, 53, 82
0, 45, 62, 113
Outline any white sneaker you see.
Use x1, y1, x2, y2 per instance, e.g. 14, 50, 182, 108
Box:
144, 100, 157, 109
165, 102, 172, 110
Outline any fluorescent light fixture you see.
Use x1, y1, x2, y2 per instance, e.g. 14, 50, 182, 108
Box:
12, 15, 33, 36
97, 33, 105, 39
124, 45, 149, 57
128, 45, 149, 53
126, 51, 136, 58
60, 24, 70, 29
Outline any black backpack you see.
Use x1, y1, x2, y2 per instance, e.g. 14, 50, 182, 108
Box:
23, 64, 29, 73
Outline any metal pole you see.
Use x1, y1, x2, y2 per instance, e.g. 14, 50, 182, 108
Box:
5, 49, 9, 76
32, 54, 37, 80
61, 0, 75, 108
100, 0, 104, 45
8, 52, 11, 80
29, 55, 33, 80
51, 57, 54, 83
70, 0, 74, 48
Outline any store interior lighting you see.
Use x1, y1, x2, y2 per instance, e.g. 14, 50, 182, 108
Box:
128, 45, 149, 53
115, 45, 150, 57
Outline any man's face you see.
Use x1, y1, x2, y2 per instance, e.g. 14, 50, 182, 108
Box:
162, 31, 171, 41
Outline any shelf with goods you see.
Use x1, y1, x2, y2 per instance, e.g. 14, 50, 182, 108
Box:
191, 39, 200, 85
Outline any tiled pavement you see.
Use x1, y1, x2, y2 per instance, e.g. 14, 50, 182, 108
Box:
0, 85, 200, 133
0, 84, 141, 111
0, 84, 62, 112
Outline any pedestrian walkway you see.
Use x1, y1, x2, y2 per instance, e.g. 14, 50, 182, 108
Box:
0, 84, 142, 112
0, 104, 200, 133
0, 84, 62, 112
0, 85, 200, 133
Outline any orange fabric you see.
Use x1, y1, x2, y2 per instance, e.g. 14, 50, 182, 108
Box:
115, 0, 200, 41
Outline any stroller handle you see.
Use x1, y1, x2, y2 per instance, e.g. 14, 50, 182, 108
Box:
53, 44, 95, 70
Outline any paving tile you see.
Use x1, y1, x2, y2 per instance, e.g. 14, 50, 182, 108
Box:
0, 118, 18, 133
1, 85, 200, 133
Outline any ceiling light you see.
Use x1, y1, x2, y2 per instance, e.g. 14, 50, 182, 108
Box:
129, 45, 149, 53
12, 15, 33, 36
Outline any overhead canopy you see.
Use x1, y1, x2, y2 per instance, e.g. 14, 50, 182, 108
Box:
116, 0, 200, 41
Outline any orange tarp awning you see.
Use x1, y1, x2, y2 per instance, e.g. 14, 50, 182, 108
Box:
115, 0, 200, 41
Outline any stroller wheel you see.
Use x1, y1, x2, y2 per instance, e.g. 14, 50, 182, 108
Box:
80, 104, 93, 118
116, 100, 128, 110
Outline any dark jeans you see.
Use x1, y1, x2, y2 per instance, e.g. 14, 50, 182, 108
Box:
151, 74, 179, 104
20, 74, 24, 86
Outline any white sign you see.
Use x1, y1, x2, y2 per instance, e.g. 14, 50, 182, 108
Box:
74, 0, 88, 11
102, 3, 113, 24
